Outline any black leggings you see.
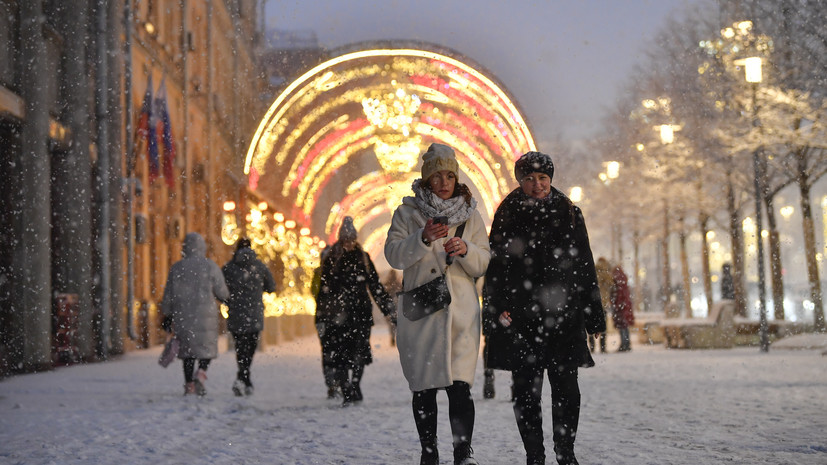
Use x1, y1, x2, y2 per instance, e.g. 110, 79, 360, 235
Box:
512, 366, 580, 459
412, 381, 475, 450
182, 358, 211, 383
233, 332, 259, 386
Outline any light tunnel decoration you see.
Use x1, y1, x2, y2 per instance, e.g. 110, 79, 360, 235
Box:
245, 46, 536, 258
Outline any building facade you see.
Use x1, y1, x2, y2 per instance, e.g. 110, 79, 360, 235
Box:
0, 0, 265, 375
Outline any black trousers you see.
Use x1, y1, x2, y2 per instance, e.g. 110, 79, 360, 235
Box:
232, 331, 259, 386
182, 358, 211, 383
512, 366, 580, 461
412, 381, 475, 452
588, 333, 606, 353
317, 324, 337, 389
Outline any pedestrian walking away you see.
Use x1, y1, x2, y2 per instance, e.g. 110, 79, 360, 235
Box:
720, 262, 735, 300
591, 257, 613, 354
385, 143, 491, 465
317, 216, 396, 406
312, 245, 338, 398
382, 269, 403, 347
483, 151, 606, 465
222, 237, 276, 396
611, 263, 635, 352
160, 232, 230, 396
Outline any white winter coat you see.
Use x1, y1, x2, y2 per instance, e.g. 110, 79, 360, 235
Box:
384, 198, 490, 391
160, 233, 229, 360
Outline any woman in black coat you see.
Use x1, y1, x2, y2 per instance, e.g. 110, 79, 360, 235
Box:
483, 152, 605, 465
317, 216, 395, 406
222, 239, 276, 396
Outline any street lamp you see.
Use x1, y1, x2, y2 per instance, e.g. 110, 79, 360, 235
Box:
606, 161, 620, 180
658, 124, 675, 145
569, 186, 583, 203
744, 55, 770, 352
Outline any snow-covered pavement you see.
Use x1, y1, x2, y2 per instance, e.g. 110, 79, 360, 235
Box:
1, 326, 825, 465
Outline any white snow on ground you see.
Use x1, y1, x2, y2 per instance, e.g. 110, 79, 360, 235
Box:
1, 327, 826, 465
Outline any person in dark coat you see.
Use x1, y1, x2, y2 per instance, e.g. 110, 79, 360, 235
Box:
610, 264, 635, 352
720, 263, 735, 300
317, 216, 395, 406
222, 238, 276, 396
381, 269, 402, 347
483, 152, 605, 465
312, 245, 338, 398
161, 232, 230, 396
591, 257, 613, 353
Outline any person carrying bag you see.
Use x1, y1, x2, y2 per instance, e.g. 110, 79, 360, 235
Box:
399, 222, 467, 321
158, 333, 179, 368
385, 143, 490, 465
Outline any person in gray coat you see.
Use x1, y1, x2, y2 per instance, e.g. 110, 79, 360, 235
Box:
161, 232, 229, 396
222, 238, 276, 396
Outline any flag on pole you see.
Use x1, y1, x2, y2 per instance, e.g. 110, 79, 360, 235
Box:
155, 78, 177, 189
136, 74, 160, 182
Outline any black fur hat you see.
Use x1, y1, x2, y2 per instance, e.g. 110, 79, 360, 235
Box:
514, 151, 554, 183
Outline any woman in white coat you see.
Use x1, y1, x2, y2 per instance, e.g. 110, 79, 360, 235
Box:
385, 143, 490, 465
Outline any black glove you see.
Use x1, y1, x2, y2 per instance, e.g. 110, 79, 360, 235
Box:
161, 315, 173, 333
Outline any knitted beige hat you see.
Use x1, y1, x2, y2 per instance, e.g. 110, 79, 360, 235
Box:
421, 143, 459, 181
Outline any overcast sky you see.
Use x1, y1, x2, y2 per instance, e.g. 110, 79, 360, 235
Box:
266, 0, 707, 153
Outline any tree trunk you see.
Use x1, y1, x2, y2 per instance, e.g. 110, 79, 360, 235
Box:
764, 195, 785, 321
633, 227, 641, 313
798, 182, 825, 331
661, 203, 673, 316
678, 216, 692, 318
700, 212, 713, 313
727, 173, 748, 317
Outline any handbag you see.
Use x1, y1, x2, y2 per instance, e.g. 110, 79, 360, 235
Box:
158, 335, 180, 368
400, 274, 452, 321
400, 221, 466, 321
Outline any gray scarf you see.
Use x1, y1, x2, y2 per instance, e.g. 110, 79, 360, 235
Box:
410, 179, 477, 227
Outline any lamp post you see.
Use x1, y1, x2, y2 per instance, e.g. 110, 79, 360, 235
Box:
658, 126, 676, 316
601, 161, 621, 261
744, 56, 770, 352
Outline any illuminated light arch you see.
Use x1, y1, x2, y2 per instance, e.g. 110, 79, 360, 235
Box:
245, 43, 536, 260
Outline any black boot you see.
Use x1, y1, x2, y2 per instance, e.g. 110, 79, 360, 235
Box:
453, 442, 478, 465
420, 439, 438, 465
341, 381, 357, 406
526, 452, 546, 465
483, 369, 495, 399
553, 444, 578, 465
352, 364, 364, 401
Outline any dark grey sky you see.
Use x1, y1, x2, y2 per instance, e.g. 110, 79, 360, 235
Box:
266, 0, 705, 152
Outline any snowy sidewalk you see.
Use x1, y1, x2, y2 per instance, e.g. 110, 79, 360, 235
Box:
1, 327, 826, 465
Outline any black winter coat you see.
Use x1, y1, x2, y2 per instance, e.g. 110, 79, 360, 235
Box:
483, 187, 606, 371
316, 243, 394, 328
316, 242, 394, 366
222, 248, 277, 334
